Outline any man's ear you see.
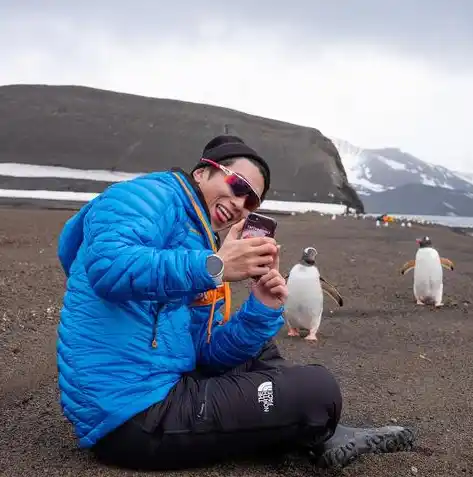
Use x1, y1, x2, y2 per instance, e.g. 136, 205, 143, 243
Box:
194, 167, 211, 184
193, 167, 204, 183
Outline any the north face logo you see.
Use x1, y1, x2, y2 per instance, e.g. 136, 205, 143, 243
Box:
257, 381, 274, 412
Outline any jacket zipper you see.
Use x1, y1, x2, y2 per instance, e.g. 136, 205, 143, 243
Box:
151, 303, 165, 348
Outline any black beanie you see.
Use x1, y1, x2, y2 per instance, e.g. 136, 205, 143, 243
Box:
192, 135, 271, 200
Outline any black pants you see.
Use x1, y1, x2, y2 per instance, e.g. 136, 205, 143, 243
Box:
92, 340, 342, 470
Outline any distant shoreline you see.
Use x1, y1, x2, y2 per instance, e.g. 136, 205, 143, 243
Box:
0, 200, 472, 237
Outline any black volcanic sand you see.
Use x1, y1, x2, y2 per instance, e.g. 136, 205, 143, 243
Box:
0, 208, 472, 477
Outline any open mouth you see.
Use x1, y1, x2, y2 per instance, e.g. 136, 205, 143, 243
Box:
216, 204, 234, 222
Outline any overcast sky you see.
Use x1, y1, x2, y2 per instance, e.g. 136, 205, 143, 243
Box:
2, 0, 472, 171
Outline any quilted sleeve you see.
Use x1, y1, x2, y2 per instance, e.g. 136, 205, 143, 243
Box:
82, 177, 216, 302
192, 293, 285, 372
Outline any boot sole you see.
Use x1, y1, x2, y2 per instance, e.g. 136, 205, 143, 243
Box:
317, 427, 417, 469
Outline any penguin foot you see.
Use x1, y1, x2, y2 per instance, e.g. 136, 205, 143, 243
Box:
416, 300, 425, 305
304, 332, 318, 341
435, 302, 444, 308
287, 328, 300, 337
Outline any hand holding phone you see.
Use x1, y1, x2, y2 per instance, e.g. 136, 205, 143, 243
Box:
240, 213, 278, 280
215, 216, 278, 282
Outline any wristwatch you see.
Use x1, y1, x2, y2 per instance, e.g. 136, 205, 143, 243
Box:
206, 254, 224, 286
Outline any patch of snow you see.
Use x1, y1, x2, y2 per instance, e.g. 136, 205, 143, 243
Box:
443, 202, 455, 210
0, 163, 143, 182
420, 174, 436, 187
0, 162, 350, 214
330, 137, 368, 180
438, 182, 454, 190
0, 188, 347, 215
378, 156, 406, 170
354, 178, 386, 192
330, 142, 388, 192
259, 200, 346, 214
0, 189, 97, 201
338, 150, 365, 182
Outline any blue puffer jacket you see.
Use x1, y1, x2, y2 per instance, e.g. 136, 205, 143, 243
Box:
56, 169, 285, 449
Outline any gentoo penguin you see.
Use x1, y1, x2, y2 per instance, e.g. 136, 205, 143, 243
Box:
399, 236, 454, 307
284, 247, 343, 341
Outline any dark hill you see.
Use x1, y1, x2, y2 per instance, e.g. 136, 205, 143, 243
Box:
0, 84, 364, 211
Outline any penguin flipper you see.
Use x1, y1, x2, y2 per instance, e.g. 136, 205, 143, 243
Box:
440, 258, 454, 271
320, 276, 344, 307
319, 275, 338, 289
400, 260, 416, 275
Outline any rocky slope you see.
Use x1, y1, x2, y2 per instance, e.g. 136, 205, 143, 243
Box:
0, 84, 364, 212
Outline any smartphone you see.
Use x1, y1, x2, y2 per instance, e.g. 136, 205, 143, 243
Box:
241, 212, 277, 239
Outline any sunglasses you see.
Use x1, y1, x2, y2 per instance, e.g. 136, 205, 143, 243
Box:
200, 158, 261, 211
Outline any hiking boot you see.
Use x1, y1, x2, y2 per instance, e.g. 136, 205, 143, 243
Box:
310, 424, 417, 469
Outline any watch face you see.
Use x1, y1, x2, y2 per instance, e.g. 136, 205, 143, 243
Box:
207, 255, 223, 276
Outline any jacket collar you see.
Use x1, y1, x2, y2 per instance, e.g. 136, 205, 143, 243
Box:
170, 167, 221, 250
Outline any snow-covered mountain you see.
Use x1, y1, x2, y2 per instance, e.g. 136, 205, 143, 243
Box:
331, 138, 473, 216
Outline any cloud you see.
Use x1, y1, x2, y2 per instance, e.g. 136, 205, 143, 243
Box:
1, 2, 472, 171
6, 0, 473, 69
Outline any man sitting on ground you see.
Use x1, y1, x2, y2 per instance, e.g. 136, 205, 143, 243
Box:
56, 134, 416, 470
